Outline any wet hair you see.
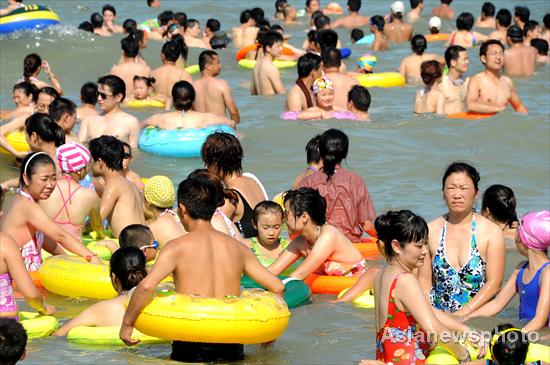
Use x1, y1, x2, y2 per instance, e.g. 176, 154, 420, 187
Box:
133, 75, 155, 88
314, 14, 331, 30
411, 34, 427, 55
456, 12, 475, 31
305, 135, 321, 164
169, 34, 188, 62
177, 177, 219, 220
481, 2, 495, 17
253, 200, 284, 224
158, 10, 174, 26
122, 141, 132, 159
370, 15, 385, 32
445, 45, 467, 68
38, 86, 60, 101
206, 18, 221, 33
318, 29, 338, 53
351, 28, 364, 42
375, 210, 428, 259
187, 169, 238, 208
514, 6, 530, 24
240, 9, 252, 24
121, 32, 140, 58
0, 318, 27, 365
480, 39, 504, 58
319, 129, 348, 180
348, 0, 361, 12
275, 0, 287, 12
260, 31, 283, 52
185, 18, 200, 32
199, 50, 219, 72
49, 97, 76, 122
283, 187, 327, 225
13, 81, 36, 102
420, 60, 442, 87
481, 185, 517, 228
307, 29, 319, 48
122, 18, 137, 33
440, 0, 452, 4
507, 25, 524, 42
25, 113, 65, 147
88, 135, 124, 171
97, 74, 126, 102
311, 10, 324, 23
490, 324, 529, 365
174, 12, 187, 27
255, 19, 272, 42
410, 0, 423, 9
19, 151, 55, 187
119, 224, 154, 249
531, 38, 549, 56
102, 4, 116, 16
523, 20, 539, 37
348, 85, 371, 112
161, 40, 182, 63
110, 247, 147, 292
80, 82, 98, 105
441, 161, 480, 191
201, 132, 243, 177
297, 53, 321, 78
23, 53, 41, 78
171, 80, 195, 111
270, 24, 284, 34
496, 9, 512, 28
545, 14, 550, 29
321, 47, 342, 68
90, 12, 103, 28
78, 21, 94, 32
251, 7, 265, 23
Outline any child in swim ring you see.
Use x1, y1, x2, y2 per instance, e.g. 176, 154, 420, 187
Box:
466, 211, 549, 332
124, 76, 167, 105
297, 76, 351, 120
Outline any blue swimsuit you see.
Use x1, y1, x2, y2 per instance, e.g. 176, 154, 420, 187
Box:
515, 261, 550, 326
430, 215, 486, 312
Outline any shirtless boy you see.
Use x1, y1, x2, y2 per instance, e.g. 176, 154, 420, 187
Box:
76, 82, 99, 121
432, 0, 455, 20
78, 75, 141, 149
183, 19, 209, 49
251, 31, 285, 96
384, 1, 413, 43
475, 2, 496, 29
503, 26, 536, 77
330, 0, 370, 30
193, 50, 240, 123
285, 53, 322, 112
466, 40, 528, 114
322, 47, 358, 108
347, 85, 371, 121
89, 135, 145, 238
439, 45, 470, 115
150, 40, 192, 100
407, 0, 424, 23
398, 34, 444, 84
49, 98, 77, 143
232, 10, 258, 48
120, 176, 284, 363
488, 9, 512, 43
110, 33, 151, 96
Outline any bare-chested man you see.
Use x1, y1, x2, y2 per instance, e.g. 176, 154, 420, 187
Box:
76, 82, 99, 122
504, 26, 536, 77
193, 50, 240, 123
488, 9, 511, 43
475, 2, 496, 29
432, 0, 455, 20
110, 34, 151, 96
330, 0, 370, 30
384, 1, 413, 43
143, 81, 235, 129
120, 176, 284, 362
91, 13, 111, 37
150, 40, 193, 99
89, 136, 145, 238
523, 20, 541, 47
398, 34, 444, 84
102, 4, 124, 34
407, 0, 424, 23
466, 40, 528, 114
147, 10, 174, 41
285, 53, 322, 112
232, 9, 258, 48
439, 45, 470, 115
183, 19, 210, 49
251, 31, 286, 96
322, 47, 358, 108
78, 75, 141, 149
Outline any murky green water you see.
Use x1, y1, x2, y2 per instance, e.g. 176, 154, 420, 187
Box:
1, 0, 549, 363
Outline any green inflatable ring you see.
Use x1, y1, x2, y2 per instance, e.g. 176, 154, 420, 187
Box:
240, 275, 311, 309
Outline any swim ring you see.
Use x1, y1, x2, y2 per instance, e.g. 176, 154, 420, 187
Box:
356, 34, 375, 45
337, 288, 375, 308
235, 44, 296, 61
138, 18, 158, 32
356, 72, 406, 88
132, 285, 291, 344
426, 342, 550, 364
238, 59, 297, 70
304, 274, 359, 294
425, 33, 450, 42
67, 326, 166, 346
353, 242, 381, 259
447, 111, 495, 120
19, 311, 58, 339
0, 4, 60, 34
0, 131, 30, 155
124, 99, 165, 109
324, 2, 344, 14
138, 125, 236, 158
240, 275, 312, 309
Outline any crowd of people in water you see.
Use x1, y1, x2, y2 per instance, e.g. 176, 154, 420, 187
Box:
0, 0, 549, 364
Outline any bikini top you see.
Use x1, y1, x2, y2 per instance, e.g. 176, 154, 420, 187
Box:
52, 176, 82, 230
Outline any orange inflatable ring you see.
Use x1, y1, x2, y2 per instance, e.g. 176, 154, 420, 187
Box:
353, 242, 381, 259
425, 33, 450, 42
304, 274, 359, 294
235, 44, 295, 61
448, 111, 495, 120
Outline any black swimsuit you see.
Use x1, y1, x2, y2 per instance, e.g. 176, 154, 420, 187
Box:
233, 189, 258, 238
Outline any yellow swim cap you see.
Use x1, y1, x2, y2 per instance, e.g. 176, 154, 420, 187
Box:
144, 175, 175, 209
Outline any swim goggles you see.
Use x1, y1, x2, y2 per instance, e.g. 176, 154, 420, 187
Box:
140, 240, 159, 251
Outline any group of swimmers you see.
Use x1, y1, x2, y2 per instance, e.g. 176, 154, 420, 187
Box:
0, 0, 549, 364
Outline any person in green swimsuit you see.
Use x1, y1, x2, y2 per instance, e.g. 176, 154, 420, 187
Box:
247, 201, 289, 266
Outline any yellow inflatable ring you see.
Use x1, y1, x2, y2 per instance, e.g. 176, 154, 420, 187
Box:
67, 326, 166, 345
337, 288, 375, 308
184, 64, 200, 75
19, 311, 58, 339
125, 99, 165, 109
132, 286, 290, 344
238, 59, 297, 70
426, 342, 550, 364
0, 131, 29, 155
356, 72, 406, 88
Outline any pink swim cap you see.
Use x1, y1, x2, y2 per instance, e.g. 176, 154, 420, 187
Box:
518, 211, 550, 251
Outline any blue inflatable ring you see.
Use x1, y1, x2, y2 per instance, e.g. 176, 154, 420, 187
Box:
339, 47, 352, 59
139, 125, 236, 158
0, 4, 60, 34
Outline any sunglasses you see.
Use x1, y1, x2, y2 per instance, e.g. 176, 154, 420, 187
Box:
97, 91, 113, 100
140, 240, 159, 251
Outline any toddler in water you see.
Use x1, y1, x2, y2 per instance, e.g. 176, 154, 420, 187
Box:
466, 211, 550, 332
125, 76, 167, 106
247, 201, 289, 266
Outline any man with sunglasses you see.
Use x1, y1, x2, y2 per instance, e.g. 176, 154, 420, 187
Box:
78, 75, 141, 149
